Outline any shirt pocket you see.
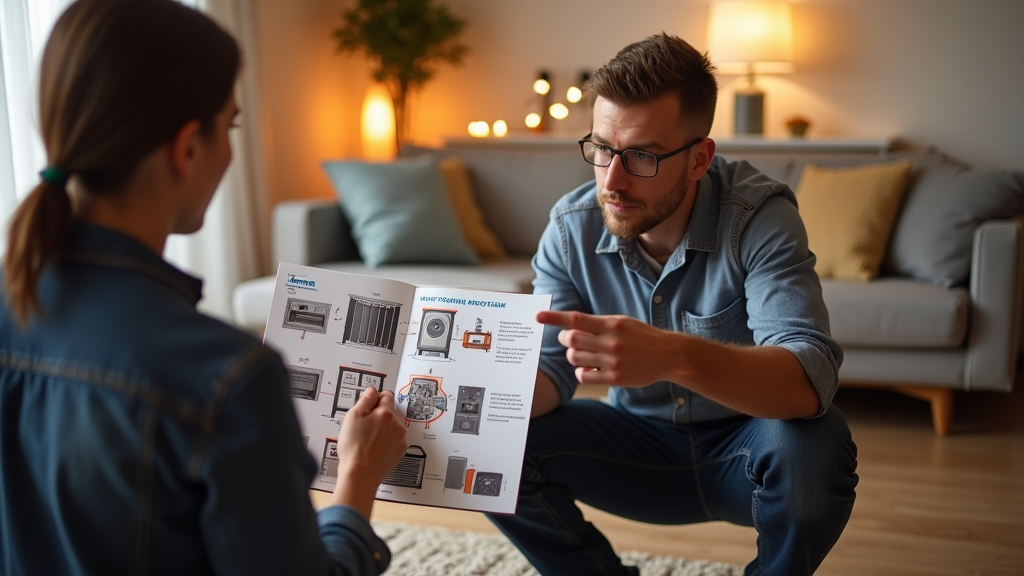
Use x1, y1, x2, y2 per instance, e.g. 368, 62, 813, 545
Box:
681, 297, 747, 341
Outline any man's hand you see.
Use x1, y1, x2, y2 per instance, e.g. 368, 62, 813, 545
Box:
538, 309, 685, 388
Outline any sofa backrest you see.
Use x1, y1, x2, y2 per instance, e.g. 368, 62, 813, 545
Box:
402, 143, 594, 256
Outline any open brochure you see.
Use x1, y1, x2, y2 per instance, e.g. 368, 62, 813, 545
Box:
263, 263, 551, 515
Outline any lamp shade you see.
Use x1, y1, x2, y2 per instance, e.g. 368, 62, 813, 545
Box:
360, 82, 397, 160
707, 0, 795, 75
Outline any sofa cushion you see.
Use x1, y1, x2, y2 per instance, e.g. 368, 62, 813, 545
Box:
883, 167, 1024, 287
796, 160, 912, 281
821, 278, 969, 348
403, 144, 595, 256
322, 156, 479, 267
439, 157, 508, 260
233, 258, 536, 331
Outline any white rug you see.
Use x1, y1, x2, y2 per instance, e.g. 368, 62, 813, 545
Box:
373, 522, 744, 576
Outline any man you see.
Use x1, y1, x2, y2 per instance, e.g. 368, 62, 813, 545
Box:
485, 33, 858, 576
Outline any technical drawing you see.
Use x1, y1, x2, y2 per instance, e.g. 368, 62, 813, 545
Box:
342, 294, 402, 353
473, 472, 503, 497
461, 317, 492, 352
398, 374, 448, 428
451, 386, 485, 435
333, 365, 387, 417
287, 365, 324, 401
444, 456, 468, 490
282, 298, 331, 334
382, 445, 427, 489
416, 308, 457, 358
317, 438, 339, 484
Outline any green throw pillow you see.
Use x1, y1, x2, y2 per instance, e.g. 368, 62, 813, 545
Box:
322, 157, 480, 267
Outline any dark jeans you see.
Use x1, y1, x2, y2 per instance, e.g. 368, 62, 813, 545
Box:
486, 400, 858, 576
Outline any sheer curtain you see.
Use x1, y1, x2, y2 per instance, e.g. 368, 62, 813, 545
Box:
0, 0, 268, 324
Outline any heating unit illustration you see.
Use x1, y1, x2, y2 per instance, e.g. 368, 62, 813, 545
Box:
342, 294, 402, 353
398, 374, 447, 428
443, 456, 503, 497
332, 366, 387, 417
282, 298, 331, 334
317, 438, 339, 484
287, 365, 325, 401
382, 445, 427, 489
416, 308, 457, 358
451, 386, 485, 435
461, 317, 492, 352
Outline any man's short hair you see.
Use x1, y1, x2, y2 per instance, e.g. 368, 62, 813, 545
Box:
586, 32, 718, 138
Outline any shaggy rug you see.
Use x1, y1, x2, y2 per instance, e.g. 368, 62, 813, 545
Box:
373, 522, 744, 576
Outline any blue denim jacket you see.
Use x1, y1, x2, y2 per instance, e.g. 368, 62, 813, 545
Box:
534, 155, 843, 423
0, 222, 389, 575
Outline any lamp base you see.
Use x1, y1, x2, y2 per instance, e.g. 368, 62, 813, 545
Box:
734, 90, 764, 135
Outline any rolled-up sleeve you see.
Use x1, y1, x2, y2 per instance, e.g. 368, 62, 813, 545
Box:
740, 193, 844, 416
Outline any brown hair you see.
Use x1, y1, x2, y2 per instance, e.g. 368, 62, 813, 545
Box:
586, 32, 718, 138
4, 0, 240, 327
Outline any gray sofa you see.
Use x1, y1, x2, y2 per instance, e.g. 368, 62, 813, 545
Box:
232, 141, 1024, 435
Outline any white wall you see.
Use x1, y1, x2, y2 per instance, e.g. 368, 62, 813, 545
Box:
253, 0, 1024, 210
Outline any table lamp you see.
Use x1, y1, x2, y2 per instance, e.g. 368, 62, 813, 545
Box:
706, 0, 795, 135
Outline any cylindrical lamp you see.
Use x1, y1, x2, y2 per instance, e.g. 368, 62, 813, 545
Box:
707, 1, 795, 135
360, 82, 396, 160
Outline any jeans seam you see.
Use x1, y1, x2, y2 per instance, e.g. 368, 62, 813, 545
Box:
743, 449, 765, 575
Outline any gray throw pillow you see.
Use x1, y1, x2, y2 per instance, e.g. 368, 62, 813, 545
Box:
884, 167, 1024, 287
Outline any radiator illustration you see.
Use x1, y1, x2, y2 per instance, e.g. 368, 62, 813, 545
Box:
382, 445, 427, 489
451, 386, 485, 435
399, 375, 447, 428
282, 298, 331, 334
317, 437, 339, 484
287, 365, 324, 401
342, 294, 402, 353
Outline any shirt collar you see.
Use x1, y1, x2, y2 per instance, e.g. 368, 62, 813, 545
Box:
63, 221, 203, 306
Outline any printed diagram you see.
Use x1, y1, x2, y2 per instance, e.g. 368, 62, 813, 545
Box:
398, 375, 448, 428
444, 456, 503, 497
287, 365, 325, 401
383, 445, 427, 489
333, 365, 387, 417
416, 308, 457, 358
318, 438, 339, 484
451, 386, 485, 435
341, 294, 402, 354
282, 297, 331, 334
461, 317, 492, 352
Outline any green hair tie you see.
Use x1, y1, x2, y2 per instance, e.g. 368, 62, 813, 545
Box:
39, 166, 69, 188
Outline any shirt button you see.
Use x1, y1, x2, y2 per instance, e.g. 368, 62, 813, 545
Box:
653, 294, 663, 304
676, 396, 687, 406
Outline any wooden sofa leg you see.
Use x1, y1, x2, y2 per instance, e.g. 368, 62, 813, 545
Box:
892, 386, 954, 436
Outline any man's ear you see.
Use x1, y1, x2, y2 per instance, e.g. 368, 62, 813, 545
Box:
169, 119, 202, 178
688, 138, 717, 182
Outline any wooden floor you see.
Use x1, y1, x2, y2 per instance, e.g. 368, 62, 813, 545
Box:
316, 379, 1024, 575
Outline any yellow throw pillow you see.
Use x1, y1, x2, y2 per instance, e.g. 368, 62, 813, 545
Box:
439, 157, 508, 261
796, 160, 912, 281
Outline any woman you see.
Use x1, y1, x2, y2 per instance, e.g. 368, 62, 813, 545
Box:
0, 1, 407, 575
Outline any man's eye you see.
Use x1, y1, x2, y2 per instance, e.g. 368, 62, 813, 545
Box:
633, 152, 650, 162
594, 145, 612, 154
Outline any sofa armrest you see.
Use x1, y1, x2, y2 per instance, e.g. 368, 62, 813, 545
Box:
963, 217, 1023, 391
271, 199, 360, 267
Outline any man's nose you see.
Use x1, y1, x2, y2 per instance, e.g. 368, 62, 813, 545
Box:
603, 153, 630, 191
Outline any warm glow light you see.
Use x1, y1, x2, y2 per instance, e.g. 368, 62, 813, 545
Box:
467, 121, 490, 137
533, 78, 551, 95
707, 1, 795, 75
549, 103, 569, 120
360, 82, 396, 160
525, 113, 541, 129
492, 120, 508, 137
566, 86, 583, 103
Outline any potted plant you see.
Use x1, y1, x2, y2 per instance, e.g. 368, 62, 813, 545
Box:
333, 0, 468, 151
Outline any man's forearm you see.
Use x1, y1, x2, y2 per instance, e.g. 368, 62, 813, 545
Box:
531, 370, 562, 417
668, 333, 822, 419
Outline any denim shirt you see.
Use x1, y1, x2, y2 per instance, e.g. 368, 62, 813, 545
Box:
534, 155, 843, 423
0, 222, 390, 576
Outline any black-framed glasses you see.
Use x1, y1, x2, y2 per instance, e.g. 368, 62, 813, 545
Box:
578, 134, 704, 177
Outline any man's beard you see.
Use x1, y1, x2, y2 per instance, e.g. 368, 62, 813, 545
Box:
598, 172, 688, 239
